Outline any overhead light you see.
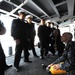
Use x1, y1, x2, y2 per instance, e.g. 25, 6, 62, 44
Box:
0, 0, 3, 2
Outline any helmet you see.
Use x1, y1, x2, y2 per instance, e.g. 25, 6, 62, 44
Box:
18, 10, 25, 15
25, 15, 33, 19
46, 20, 52, 24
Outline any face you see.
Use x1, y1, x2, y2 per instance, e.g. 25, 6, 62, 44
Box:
27, 18, 32, 23
47, 22, 51, 27
19, 14, 25, 20
53, 30, 58, 37
41, 19, 45, 25
61, 34, 67, 42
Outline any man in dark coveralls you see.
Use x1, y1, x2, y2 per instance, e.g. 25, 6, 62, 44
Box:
11, 10, 32, 72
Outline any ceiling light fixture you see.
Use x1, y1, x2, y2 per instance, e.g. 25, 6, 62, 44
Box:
0, 0, 3, 2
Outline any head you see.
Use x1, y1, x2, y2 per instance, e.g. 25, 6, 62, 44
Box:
53, 29, 59, 37
50, 22, 54, 28
26, 15, 33, 23
41, 19, 45, 25
61, 32, 73, 43
18, 10, 26, 20
46, 20, 51, 27
46, 22, 51, 27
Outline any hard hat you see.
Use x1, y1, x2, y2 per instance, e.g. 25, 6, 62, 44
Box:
46, 20, 52, 23
25, 15, 33, 19
18, 10, 25, 14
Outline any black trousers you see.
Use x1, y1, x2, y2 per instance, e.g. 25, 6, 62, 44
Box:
40, 40, 49, 57
49, 45, 55, 55
14, 39, 29, 67
0, 43, 5, 75
49, 40, 55, 55
29, 38, 37, 56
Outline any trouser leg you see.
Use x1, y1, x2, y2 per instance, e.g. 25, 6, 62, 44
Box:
0, 57, 5, 75
14, 43, 23, 67
23, 48, 29, 61
0, 44, 5, 75
0, 43, 8, 70
50, 45, 55, 55
23, 39, 30, 61
30, 39, 37, 56
44, 43, 49, 56
40, 47, 44, 58
0, 71, 5, 75
31, 46, 37, 56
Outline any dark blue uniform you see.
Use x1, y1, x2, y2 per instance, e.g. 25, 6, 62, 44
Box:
38, 25, 49, 58
11, 18, 29, 68
26, 22, 38, 56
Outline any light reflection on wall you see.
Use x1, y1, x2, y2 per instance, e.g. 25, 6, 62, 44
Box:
0, 15, 16, 56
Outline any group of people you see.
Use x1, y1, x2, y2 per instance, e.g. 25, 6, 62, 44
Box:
47, 32, 75, 75
38, 19, 65, 59
0, 9, 75, 75
11, 10, 39, 72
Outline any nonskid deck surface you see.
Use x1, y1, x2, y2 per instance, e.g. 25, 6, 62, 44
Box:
5, 47, 58, 75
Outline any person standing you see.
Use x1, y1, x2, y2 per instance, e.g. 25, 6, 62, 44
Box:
25, 15, 39, 57
49, 22, 56, 55
11, 10, 32, 72
46, 21, 52, 56
38, 19, 49, 59
0, 20, 12, 75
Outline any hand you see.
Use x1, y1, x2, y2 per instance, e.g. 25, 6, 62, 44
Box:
15, 39, 20, 45
46, 63, 54, 70
52, 64, 60, 70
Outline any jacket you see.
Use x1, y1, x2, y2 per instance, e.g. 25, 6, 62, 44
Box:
26, 22, 36, 39
11, 18, 28, 40
38, 25, 49, 42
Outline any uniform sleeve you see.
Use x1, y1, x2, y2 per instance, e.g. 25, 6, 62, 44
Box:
11, 19, 19, 40
53, 42, 75, 72
33, 23, 36, 37
0, 20, 6, 35
53, 51, 67, 64
38, 26, 41, 37
60, 45, 75, 71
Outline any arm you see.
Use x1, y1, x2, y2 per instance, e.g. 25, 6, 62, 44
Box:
53, 51, 67, 64
11, 19, 19, 40
32, 23, 36, 37
0, 27, 6, 35
38, 26, 41, 38
47, 50, 67, 69
49, 42, 75, 72
11, 19, 20, 44
60, 43, 75, 71
0, 20, 6, 35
